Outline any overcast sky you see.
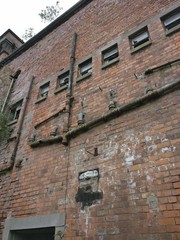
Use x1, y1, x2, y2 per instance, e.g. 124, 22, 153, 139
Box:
0, 0, 79, 39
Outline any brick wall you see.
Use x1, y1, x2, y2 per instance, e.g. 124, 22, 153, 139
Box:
0, 0, 180, 239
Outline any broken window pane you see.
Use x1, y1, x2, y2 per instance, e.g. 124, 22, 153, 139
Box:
79, 58, 92, 76
40, 82, 50, 97
58, 71, 69, 87
9, 100, 23, 121
130, 28, 149, 48
102, 44, 119, 64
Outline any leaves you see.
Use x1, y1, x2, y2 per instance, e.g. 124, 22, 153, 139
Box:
22, 28, 35, 41
38, 1, 62, 23
0, 112, 11, 142
22, 1, 63, 41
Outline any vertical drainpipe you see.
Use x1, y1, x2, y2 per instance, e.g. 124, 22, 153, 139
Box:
0, 76, 35, 174
62, 32, 77, 145
1, 69, 21, 113
63, 33, 77, 237
10, 76, 35, 164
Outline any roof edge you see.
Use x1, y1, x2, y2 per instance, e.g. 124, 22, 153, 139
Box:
0, 0, 93, 68
0, 29, 24, 44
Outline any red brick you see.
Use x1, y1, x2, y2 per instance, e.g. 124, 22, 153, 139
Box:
173, 182, 180, 189
159, 218, 175, 225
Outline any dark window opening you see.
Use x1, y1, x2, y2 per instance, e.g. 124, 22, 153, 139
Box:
58, 71, 69, 87
0, 39, 16, 54
9, 100, 23, 121
102, 44, 119, 64
40, 82, 50, 98
79, 58, 92, 76
11, 227, 55, 240
130, 27, 150, 49
161, 9, 180, 31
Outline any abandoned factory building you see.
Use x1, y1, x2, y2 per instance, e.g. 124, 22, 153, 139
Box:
0, 0, 180, 239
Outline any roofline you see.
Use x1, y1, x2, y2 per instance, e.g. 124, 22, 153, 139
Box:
0, 29, 24, 44
0, 0, 92, 68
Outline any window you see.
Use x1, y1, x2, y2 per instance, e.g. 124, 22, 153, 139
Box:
58, 71, 69, 88
129, 27, 151, 53
3, 214, 65, 240
40, 82, 50, 98
35, 82, 50, 104
0, 39, 16, 54
54, 70, 69, 94
76, 58, 92, 83
79, 58, 92, 76
11, 228, 55, 240
9, 100, 23, 121
161, 8, 180, 35
102, 44, 119, 65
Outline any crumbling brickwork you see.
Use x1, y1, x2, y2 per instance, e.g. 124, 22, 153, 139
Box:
0, 0, 180, 239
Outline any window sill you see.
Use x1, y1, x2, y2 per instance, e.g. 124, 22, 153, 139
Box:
101, 57, 119, 70
76, 72, 92, 83
54, 85, 68, 94
131, 41, 152, 54
165, 24, 180, 36
7, 119, 17, 126
35, 96, 47, 104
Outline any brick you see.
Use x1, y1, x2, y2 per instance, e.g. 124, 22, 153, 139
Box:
159, 218, 175, 225
163, 211, 180, 218
176, 218, 180, 225
173, 182, 180, 189
172, 189, 180, 196
166, 225, 180, 233
168, 196, 178, 203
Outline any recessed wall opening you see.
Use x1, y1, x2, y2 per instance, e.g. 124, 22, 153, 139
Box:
11, 227, 55, 240
3, 214, 65, 240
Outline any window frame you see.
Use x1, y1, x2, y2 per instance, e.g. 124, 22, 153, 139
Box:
101, 43, 119, 69
8, 99, 23, 125
79, 58, 92, 76
129, 26, 151, 54
3, 213, 65, 240
40, 82, 50, 98
55, 70, 70, 94
161, 7, 180, 36
76, 57, 92, 83
35, 81, 50, 104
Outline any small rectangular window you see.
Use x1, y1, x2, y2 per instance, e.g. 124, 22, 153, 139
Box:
102, 44, 119, 65
79, 58, 92, 76
9, 100, 23, 121
131, 31, 149, 48
40, 82, 50, 98
131, 28, 149, 48
58, 71, 69, 88
161, 8, 180, 35
129, 27, 151, 53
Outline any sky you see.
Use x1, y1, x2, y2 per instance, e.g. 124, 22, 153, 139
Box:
0, 0, 79, 39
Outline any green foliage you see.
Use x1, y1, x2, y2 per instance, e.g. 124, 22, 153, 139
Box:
22, 1, 63, 41
22, 28, 35, 41
0, 112, 11, 142
38, 1, 62, 23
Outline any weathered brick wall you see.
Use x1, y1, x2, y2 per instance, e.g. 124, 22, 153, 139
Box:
0, 0, 180, 239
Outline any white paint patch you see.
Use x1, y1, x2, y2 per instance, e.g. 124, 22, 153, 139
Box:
147, 145, 157, 153
161, 146, 176, 153
101, 136, 118, 161
79, 170, 99, 180
121, 132, 141, 166
80, 208, 90, 238
145, 136, 152, 142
